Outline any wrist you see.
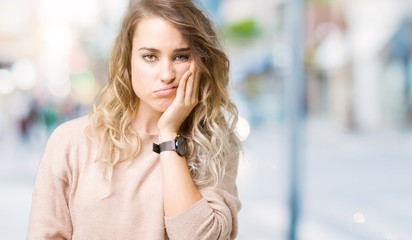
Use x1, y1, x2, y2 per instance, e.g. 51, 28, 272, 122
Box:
153, 134, 187, 157
158, 131, 178, 142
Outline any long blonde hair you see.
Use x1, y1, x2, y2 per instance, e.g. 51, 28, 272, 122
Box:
88, 0, 241, 186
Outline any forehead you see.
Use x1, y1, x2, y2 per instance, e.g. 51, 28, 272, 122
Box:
133, 17, 188, 49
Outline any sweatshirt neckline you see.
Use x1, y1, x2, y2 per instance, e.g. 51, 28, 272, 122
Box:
139, 132, 159, 139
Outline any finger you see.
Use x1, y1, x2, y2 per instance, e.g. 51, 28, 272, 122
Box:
191, 70, 200, 102
180, 61, 195, 100
189, 60, 196, 73
185, 71, 195, 103
187, 61, 198, 101
177, 69, 191, 100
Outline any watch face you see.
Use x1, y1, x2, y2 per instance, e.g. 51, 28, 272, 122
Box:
176, 136, 186, 156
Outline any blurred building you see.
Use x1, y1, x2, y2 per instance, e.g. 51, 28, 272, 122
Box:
304, 0, 412, 131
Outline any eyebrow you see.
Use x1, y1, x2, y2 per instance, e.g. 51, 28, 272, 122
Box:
138, 47, 190, 53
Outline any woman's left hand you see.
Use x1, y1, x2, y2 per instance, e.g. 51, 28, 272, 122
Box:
158, 61, 198, 139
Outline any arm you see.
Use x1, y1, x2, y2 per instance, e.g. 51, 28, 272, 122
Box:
157, 61, 203, 217
158, 132, 203, 217
27, 127, 73, 240
164, 153, 242, 240
158, 61, 241, 239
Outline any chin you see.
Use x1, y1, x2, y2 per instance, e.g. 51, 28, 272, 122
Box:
157, 107, 168, 113
157, 98, 174, 112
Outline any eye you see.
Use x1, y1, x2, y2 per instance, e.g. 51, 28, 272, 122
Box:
174, 54, 190, 61
143, 54, 157, 62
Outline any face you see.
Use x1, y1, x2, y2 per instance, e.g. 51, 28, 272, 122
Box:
131, 17, 191, 115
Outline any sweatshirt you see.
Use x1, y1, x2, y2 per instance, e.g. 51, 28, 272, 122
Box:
27, 115, 241, 240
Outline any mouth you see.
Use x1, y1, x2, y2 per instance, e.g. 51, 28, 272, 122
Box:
154, 84, 178, 97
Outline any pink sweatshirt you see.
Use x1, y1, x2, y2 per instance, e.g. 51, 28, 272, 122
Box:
27, 116, 241, 240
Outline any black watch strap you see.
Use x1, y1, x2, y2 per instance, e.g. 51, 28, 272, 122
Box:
153, 140, 175, 153
159, 140, 176, 152
152, 135, 186, 156
153, 143, 161, 153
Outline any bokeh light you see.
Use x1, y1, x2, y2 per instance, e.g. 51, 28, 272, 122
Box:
236, 116, 251, 141
11, 59, 37, 91
46, 63, 71, 98
0, 69, 15, 95
70, 70, 96, 103
353, 212, 366, 224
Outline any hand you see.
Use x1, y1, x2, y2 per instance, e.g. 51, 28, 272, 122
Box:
158, 61, 199, 140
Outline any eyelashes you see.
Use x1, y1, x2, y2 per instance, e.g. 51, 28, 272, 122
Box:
143, 54, 157, 62
142, 54, 190, 63
174, 54, 190, 61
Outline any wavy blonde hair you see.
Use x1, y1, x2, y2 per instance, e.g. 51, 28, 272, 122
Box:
88, 0, 241, 186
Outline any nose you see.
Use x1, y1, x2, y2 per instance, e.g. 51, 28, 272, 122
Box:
160, 59, 176, 84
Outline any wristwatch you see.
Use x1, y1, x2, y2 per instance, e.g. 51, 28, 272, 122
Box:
153, 135, 187, 156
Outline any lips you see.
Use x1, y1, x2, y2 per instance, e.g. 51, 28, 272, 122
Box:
154, 84, 178, 97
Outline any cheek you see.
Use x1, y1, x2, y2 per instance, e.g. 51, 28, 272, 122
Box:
174, 62, 191, 79
131, 67, 146, 97
132, 62, 148, 81
131, 62, 156, 89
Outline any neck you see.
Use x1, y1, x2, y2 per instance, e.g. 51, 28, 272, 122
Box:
132, 104, 162, 135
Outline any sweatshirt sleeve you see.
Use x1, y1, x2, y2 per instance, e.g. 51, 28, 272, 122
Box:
27, 125, 73, 240
164, 154, 242, 240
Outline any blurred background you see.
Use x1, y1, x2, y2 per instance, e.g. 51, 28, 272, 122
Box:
1, 0, 412, 239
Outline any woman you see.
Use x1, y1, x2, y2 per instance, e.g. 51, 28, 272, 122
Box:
28, 0, 242, 239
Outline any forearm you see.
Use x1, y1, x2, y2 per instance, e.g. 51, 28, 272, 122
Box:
159, 132, 203, 218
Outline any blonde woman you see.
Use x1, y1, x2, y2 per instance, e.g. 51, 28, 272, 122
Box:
28, 0, 242, 239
